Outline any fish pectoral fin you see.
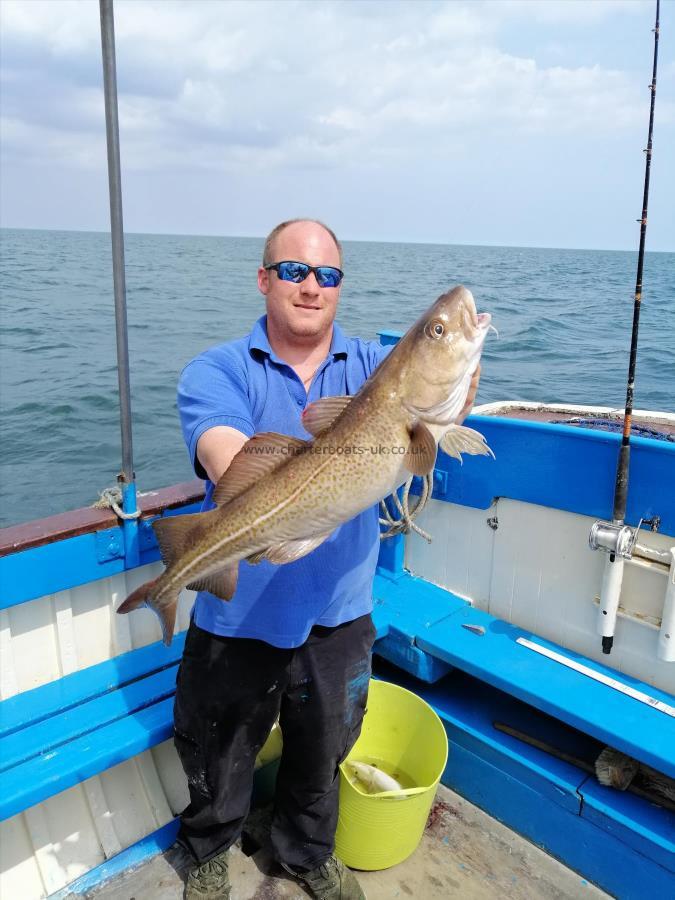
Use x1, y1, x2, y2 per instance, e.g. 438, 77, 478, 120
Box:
405, 421, 437, 476
439, 425, 495, 463
301, 396, 352, 436
251, 531, 334, 566
213, 433, 309, 505
152, 513, 200, 567
186, 563, 239, 601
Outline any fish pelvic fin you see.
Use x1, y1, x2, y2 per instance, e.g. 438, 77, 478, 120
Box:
405, 421, 437, 476
213, 433, 308, 506
117, 577, 178, 647
247, 531, 334, 566
187, 563, 239, 601
439, 424, 495, 464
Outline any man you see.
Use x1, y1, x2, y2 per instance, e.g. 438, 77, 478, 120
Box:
175, 219, 479, 899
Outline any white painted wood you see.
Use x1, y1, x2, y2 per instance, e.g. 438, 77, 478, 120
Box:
24, 803, 71, 896
98, 758, 158, 848
474, 401, 675, 428
0, 609, 19, 700
82, 776, 123, 858
405, 499, 495, 611
38, 785, 105, 892
110, 573, 134, 656
54, 590, 78, 676
135, 751, 174, 827
5, 596, 61, 693
70, 578, 115, 669
0, 814, 46, 900
407, 498, 675, 694
151, 739, 190, 816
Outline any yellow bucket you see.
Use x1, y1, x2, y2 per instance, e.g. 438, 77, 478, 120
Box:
335, 679, 448, 870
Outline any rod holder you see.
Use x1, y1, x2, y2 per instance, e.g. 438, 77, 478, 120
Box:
657, 548, 675, 662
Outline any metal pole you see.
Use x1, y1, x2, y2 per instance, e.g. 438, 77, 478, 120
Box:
99, 0, 139, 565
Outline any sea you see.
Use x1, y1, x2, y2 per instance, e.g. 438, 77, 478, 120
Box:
1, 227, 673, 528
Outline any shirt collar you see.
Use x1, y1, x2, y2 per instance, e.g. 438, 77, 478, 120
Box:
249, 316, 349, 362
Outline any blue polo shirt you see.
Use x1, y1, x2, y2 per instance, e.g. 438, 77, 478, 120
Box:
177, 316, 391, 648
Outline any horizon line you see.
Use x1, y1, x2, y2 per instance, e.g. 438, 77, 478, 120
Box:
0, 224, 672, 255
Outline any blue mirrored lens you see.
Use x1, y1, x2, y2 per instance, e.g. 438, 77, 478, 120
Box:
278, 261, 310, 283
315, 267, 341, 287
274, 261, 343, 287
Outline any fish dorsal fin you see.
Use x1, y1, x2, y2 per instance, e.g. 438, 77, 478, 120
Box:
405, 421, 437, 476
247, 530, 334, 566
439, 424, 495, 463
301, 396, 352, 436
212, 432, 308, 506
187, 563, 239, 601
152, 513, 199, 568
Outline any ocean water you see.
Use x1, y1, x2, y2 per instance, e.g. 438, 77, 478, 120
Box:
1, 228, 673, 528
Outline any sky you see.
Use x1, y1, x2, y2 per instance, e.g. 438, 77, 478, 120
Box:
1, 0, 673, 251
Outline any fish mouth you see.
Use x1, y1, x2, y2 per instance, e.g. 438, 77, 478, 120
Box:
462, 309, 492, 345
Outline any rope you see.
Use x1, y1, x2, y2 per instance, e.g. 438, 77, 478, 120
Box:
379, 474, 433, 542
92, 486, 141, 520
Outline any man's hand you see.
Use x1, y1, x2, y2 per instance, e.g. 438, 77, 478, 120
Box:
457, 364, 481, 425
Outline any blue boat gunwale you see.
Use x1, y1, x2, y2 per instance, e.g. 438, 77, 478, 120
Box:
1, 412, 673, 612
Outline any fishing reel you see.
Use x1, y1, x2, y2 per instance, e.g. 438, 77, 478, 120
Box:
588, 520, 641, 560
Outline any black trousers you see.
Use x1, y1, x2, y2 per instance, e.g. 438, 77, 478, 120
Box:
173, 613, 375, 870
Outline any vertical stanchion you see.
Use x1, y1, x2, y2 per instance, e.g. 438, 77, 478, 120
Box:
99, 0, 139, 567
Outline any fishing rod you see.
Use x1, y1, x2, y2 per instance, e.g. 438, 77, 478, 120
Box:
590, 0, 660, 655
99, 0, 140, 566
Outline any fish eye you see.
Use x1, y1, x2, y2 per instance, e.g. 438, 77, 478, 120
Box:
426, 319, 445, 339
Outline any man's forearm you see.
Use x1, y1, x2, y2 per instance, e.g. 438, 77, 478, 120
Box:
197, 426, 249, 484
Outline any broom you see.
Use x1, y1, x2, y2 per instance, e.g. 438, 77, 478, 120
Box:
493, 722, 675, 813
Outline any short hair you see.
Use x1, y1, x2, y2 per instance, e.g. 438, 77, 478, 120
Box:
262, 219, 343, 267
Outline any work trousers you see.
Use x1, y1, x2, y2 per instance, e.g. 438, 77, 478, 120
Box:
173, 613, 375, 870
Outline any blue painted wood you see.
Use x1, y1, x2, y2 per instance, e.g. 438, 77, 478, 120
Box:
376, 329, 402, 346
579, 776, 675, 873
0, 634, 185, 738
432, 415, 675, 534
374, 660, 675, 893
1, 696, 174, 821
373, 571, 469, 633
443, 742, 673, 899
371, 601, 393, 641
371, 571, 466, 682
413, 595, 675, 777
1, 665, 178, 771
0, 502, 201, 612
376, 534, 405, 576
0, 529, 127, 610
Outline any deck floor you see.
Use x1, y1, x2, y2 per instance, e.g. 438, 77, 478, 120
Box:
76, 785, 609, 900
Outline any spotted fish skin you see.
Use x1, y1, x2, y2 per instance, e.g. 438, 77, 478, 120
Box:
117, 286, 493, 644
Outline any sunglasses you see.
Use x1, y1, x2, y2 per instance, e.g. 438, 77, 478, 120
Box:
264, 260, 344, 288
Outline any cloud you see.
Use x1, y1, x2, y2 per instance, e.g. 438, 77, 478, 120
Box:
0, 0, 670, 178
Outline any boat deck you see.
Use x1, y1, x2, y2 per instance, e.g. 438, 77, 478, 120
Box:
75, 784, 609, 900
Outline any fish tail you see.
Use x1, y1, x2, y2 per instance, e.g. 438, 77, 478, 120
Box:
117, 577, 178, 646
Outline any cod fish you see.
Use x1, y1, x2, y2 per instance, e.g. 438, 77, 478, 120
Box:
345, 761, 405, 795
118, 286, 494, 644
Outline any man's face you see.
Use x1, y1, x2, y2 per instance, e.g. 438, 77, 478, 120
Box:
258, 221, 341, 343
